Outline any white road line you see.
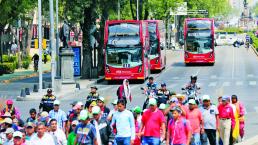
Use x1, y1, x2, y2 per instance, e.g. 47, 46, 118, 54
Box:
232, 47, 235, 79
236, 81, 243, 86
249, 81, 257, 86
254, 107, 258, 113
211, 75, 217, 79
222, 82, 230, 87
172, 77, 179, 80
247, 74, 254, 78
208, 82, 217, 87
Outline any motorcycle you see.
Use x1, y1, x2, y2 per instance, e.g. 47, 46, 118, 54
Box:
181, 87, 201, 105
141, 87, 157, 110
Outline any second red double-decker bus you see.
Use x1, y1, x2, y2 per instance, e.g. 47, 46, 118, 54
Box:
146, 20, 166, 71
104, 20, 150, 81
184, 18, 215, 65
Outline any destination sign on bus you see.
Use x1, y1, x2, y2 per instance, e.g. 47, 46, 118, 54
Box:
188, 33, 210, 37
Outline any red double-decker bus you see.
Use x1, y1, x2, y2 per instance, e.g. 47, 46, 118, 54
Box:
146, 20, 166, 71
104, 20, 150, 81
184, 18, 215, 65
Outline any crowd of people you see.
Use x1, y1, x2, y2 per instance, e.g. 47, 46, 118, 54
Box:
0, 77, 246, 145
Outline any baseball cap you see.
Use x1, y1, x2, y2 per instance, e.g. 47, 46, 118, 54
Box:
98, 97, 105, 102
13, 131, 23, 138
159, 103, 166, 110
6, 100, 13, 105
73, 104, 81, 110
4, 118, 12, 124
222, 95, 229, 101
40, 111, 49, 121
79, 110, 88, 121
5, 128, 14, 134
53, 100, 60, 105
92, 106, 101, 115
25, 122, 34, 128
188, 99, 196, 105
161, 82, 166, 87
170, 106, 182, 114
170, 97, 178, 103
176, 94, 185, 99
72, 120, 79, 126
77, 101, 84, 106
91, 86, 98, 90
148, 98, 157, 106
202, 95, 210, 101
133, 106, 142, 114
111, 99, 118, 105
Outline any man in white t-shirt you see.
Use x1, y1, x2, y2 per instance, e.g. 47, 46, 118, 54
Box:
49, 118, 67, 145
30, 122, 55, 145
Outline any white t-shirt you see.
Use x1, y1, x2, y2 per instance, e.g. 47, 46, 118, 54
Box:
30, 133, 55, 145
49, 128, 67, 145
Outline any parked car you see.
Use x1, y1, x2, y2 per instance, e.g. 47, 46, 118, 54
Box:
215, 35, 227, 46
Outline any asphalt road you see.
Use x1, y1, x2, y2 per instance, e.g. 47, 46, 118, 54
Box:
8, 44, 258, 139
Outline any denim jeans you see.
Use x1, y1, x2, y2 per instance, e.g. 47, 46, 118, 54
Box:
142, 136, 160, 145
115, 137, 131, 145
191, 133, 201, 145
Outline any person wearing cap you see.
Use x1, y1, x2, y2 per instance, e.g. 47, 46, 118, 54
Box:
3, 118, 18, 131
231, 95, 245, 141
13, 131, 23, 145
140, 98, 166, 145
67, 103, 82, 135
25, 122, 35, 144
3, 128, 14, 145
38, 111, 50, 126
218, 96, 235, 145
117, 79, 132, 106
85, 86, 100, 108
176, 94, 187, 117
167, 106, 192, 145
67, 120, 78, 145
111, 99, 135, 145
107, 100, 118, 121
48, 100, 67, 132
146, 77, 158, 93
26, 108, 37, 124
133, 106, 142, 128
186, 99, 204, 145
97, 97, 110, 120
157, 83, 171, 105
49, 118, 67, 145
185, 75, 200, 91
199, 95, 219, 145
30, 122, 55, 145
91, 106, 114, 145
39, 89, 56, 113
74, 110, 98, 145
1, 99, 20, 119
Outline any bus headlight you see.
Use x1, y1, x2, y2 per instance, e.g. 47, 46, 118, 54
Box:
185, 52, 189, 58
106, 66, 111, 73
138, 65, 142, 73
209, 53, 213, 58
156, 58, 159, 64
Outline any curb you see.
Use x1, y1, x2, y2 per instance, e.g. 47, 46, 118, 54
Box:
235, 135, 258, 145
251, 45, 258, 57
16, 76, 105, 101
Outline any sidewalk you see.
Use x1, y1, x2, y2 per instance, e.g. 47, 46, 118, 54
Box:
236, 135, 258, 145
0, 62, 51, 83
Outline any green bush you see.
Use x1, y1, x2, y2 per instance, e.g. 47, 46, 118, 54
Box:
0, 63, 16, 74
216, 27, 244, 34
22, 60, 30, 69
248, 32, 258, 51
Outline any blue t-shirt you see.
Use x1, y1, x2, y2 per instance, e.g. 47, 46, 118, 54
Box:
75, 123, 96, 144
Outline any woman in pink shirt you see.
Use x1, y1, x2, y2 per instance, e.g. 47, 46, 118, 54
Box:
167, 106, 192, 145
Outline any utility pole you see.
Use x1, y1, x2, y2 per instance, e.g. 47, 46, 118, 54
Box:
56, 0, 60, 77
50, 0, 56, 91
118, 0, 120, 20
38, 0, 43, 92
137, 0, 139, 20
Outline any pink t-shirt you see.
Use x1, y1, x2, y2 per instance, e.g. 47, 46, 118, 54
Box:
186, 108, 203, 133
168, 117, 191, 144
142, 109, 165, 138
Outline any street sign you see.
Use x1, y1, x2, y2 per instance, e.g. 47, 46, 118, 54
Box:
72, 46, 81, 76
170, 2, 187, 16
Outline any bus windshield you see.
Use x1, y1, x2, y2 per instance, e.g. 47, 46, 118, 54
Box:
186, 37, 212, 54
148, 23, 159, 58
106, 46, 143, 68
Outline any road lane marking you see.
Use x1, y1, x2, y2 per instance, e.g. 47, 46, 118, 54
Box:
247, 74, 254, 78
249, 81, 257, 86
236, 81, 243, 86
211, 75, 217, 79
208, 82, 217, 87
222, 82, 230, 87
172, 77, 179, 80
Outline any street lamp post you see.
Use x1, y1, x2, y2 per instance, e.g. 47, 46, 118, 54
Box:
38, 0, 43, 92
56, 0, 60, 77
136, 0, 139, 20
118, 0, 120, 20
50, 0, 56, 91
